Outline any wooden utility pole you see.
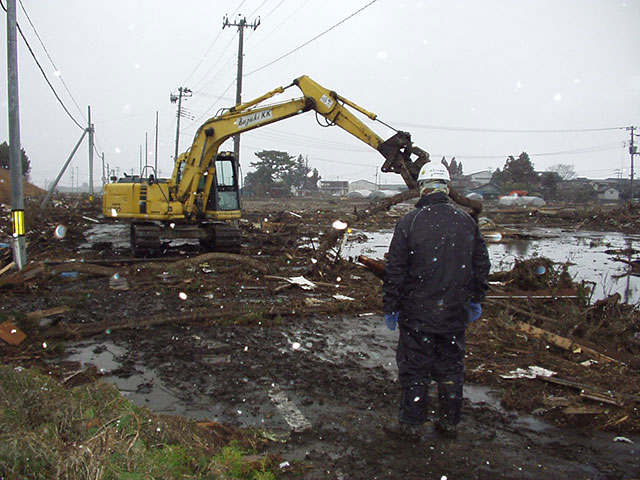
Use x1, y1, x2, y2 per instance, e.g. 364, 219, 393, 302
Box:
6, 0, 26, 269
222, 14, 260, 161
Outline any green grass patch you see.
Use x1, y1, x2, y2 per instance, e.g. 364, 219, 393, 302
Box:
0, 366, 279, 479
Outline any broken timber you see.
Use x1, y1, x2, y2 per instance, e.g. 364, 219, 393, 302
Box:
513, 321, 623, 365
538, 376, 640, 405
162, 252, 269, 275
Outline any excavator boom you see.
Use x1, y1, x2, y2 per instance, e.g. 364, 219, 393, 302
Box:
103, 75, 433, 256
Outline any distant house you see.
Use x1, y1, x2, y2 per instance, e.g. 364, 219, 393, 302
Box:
469, 182, 501, 200
597, 186, 621, 201
319, 180, 349, 196
468, 170, 493, 187
349, 179, 377, 192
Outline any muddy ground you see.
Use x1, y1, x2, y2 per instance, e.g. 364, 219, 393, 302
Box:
1, 192, 640, 479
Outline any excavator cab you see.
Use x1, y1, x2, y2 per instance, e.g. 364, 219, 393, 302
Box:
205, 151, 240, 215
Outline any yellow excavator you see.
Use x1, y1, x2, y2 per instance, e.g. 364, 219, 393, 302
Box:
102, 75, 430, 255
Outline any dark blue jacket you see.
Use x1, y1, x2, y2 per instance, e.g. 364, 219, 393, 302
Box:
383, 192, 490, 333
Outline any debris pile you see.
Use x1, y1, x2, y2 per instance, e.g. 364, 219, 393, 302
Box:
1, 194, 639, 438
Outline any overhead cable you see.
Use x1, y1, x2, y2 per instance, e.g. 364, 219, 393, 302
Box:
180, 30, 225, 86
18, 0, 87, 123
260, 0, 287, 20
191, 33, 238, 91
182, 78, 237, 131
0, 0, 84, 130
245, 0, 311, 49
248, 0, 270, 18
390, 122, 626, 134
245, 0, 379, 77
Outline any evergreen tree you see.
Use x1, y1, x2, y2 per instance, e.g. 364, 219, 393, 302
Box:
243, 150, 318, 195
0, 141, 31, 177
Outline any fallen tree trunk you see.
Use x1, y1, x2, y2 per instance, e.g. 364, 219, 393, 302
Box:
42, 304, 327, 340
168, 252, 269, 274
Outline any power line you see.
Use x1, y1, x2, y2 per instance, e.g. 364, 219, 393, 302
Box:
191, 33, 238, 91
245, 0, 310, 51
17, 0, 87, 123
180, 29, 225, 86
259, 0, 288, 20
247, 0, 270, 18
182, 78, 237, 130
178, 0, 258, 89
390, 121, 627, 134
245, 0, 379, 77
0, 0, 84, 130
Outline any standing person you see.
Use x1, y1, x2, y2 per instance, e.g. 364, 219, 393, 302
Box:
382, 161, 490, 441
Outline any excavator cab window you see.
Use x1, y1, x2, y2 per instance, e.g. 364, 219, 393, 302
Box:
206, 155, 239, 211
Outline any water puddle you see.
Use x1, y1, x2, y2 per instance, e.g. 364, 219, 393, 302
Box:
64, 341, 217, 420
342, 227, 640, 303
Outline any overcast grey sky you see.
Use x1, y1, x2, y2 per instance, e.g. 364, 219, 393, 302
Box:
1, 0, 639, 188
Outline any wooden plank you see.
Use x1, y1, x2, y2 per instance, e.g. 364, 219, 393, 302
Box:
580, 391, 624, 407
0, 261, 15, 276
538, 375, 640, 404
514, 321, 621, 365
25, 306, 70, 320
0, 320, 27, 346
563, 406, 603, 415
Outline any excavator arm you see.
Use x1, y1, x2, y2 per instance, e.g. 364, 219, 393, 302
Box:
170, 75, 430, 216
103, 74, 480, 256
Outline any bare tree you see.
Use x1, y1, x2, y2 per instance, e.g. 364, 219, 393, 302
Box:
548, 164, 576, 180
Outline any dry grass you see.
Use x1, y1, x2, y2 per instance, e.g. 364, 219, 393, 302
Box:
0, 365, 278, 479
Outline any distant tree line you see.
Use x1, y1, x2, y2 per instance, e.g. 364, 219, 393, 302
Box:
489, 151, 584, 200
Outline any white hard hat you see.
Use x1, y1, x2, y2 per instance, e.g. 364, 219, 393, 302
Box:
417, 162, 450, 183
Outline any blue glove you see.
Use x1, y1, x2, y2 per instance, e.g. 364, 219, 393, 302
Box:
468, 302, 482, 323
384, 311, 399, 331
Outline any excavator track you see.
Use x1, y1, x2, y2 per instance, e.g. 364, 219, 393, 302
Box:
199, 223, 241, 253
130, 223, 162, 257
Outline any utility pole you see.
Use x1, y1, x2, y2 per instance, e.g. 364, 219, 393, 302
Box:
7, 0, 26, 269
170, 87, 192, 161
88, 106, 95, 200
223, 14, 260, 161
628, 126, 638, 203
101, 152, 106, 188
154, 111, 159, 175
145, 131, 148, 171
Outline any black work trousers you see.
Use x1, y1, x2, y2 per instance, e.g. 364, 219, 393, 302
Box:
396, 327, 465, 426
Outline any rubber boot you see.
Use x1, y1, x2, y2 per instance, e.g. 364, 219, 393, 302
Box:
398, 382, 429, 425
435, 380, 462, 438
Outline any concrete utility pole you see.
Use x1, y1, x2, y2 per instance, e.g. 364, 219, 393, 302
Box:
629, 126, 638, 203
223, 14, 260, 161
154, 111, 159, 175
87, 106, 95, 199
101, 152, 106, 188
6, 0, 26, 269
170, 87, 192, 161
